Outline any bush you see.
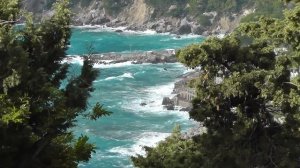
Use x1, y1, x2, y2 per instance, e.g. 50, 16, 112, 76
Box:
198, 14, 212, 27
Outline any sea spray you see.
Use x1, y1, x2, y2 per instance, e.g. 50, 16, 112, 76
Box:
67, 28, 204, 55
66, 29, 200, 168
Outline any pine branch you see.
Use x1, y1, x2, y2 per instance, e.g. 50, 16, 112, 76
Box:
0, 18, 21, 25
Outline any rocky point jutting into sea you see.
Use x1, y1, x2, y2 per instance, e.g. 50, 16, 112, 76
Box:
65, 48, 199, 112
73, 49, 177, 64
5, 0, 296, 167
59, 28, 201, 167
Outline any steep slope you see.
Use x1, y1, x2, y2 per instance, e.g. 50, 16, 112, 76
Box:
22, 0, 285, 35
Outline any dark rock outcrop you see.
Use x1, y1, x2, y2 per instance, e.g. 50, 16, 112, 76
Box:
165, 104, 175, 110
140, 102, 147, 106
191, 25, 205, 35
162, 97, 173, 106
115, 29, 123, 33
162, 97, 175, 110
68, 49, 177, 66
180, 107, 192, 111
177, 18, 192, 34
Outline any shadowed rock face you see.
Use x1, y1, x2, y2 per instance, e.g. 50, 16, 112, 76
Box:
67, 50, 177, 65
162, 97, 173, 106
162, 97, 175, 110
22, 0, 255, 35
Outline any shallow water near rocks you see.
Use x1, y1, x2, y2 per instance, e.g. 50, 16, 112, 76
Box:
69, 28, 203, 168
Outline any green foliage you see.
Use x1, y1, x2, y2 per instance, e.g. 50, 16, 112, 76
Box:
102, 0, 131, 15
133, 2, 300, 167
241, 0, 285, 22
0, 0, 19, 21
197, 14, 212, 27
0, 95, 30, 125
205, 0, 250, 13
74, 135, 96, 162
145, 0, 250, 17
89, 102, 112, 121
145, 0, 182, 9
0, 0, 109, 167
132, 125, 202, 168
2, 69, 21, 94
167, 6, 186, 18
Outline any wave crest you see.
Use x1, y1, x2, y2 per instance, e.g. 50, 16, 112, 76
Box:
109, 132, 170, 157
104, 73, 134, 81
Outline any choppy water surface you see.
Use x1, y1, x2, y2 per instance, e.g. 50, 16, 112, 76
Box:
69, 28, 203, 167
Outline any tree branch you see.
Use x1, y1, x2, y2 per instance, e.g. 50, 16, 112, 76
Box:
0, 18, 21, 25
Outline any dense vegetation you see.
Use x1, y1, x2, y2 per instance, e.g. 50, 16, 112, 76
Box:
2, 0, 300, 167
102, 0, 132, 15
41, 0, 284, 17
0, 0, 110, 167
30, 0, 287, 29
145, 0, 285, 26
132, 0, 300, 167
145, 0, 277, 14
241, 0, 285, 22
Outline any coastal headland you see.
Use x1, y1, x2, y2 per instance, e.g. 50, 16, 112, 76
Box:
65, 49, 197, 111
66, 49, 177, 65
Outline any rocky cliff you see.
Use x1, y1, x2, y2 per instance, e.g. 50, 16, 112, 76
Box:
22, 0, 282, 35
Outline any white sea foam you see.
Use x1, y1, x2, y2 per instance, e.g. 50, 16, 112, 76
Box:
61, 56, 84, 65
109, 132, 170, 157
72, 25, 170, 36
93, 61, 134, 69
104, 73, 134, 81
122, 29, 159, 35
85, 26, 128, 33
72, 25, 206, 39
62, 57, 138, 69
121, 82, 190, 120
134, 71, 146, 75
72, 24, 111, 29
159, 38, 171, 42
171, 34, 203, 40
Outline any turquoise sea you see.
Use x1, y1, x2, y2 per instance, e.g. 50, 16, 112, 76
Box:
68, 27, 204, 168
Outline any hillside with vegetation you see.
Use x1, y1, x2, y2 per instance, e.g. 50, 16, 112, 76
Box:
23, 0, 285, 35
1, 0, 300, 167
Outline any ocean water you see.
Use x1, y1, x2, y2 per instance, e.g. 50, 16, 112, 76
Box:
68, 28, 204, 168
68, 27, 204, 55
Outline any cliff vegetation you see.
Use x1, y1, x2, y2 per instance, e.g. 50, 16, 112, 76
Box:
23, 0, 285, 35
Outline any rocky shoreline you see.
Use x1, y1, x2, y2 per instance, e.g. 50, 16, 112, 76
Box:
162, 70, 200, 111
72, 14, 233, 36
65, 49, 199, 112
65, 45, 203, 141
66, 49, 177, 65
22, 0, 253, 36
181, 123, 206, 139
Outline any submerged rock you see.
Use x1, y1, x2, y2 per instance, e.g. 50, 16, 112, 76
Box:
162, 97, 175, 110
115, 29, 123, 33
140, 102, 147, 106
